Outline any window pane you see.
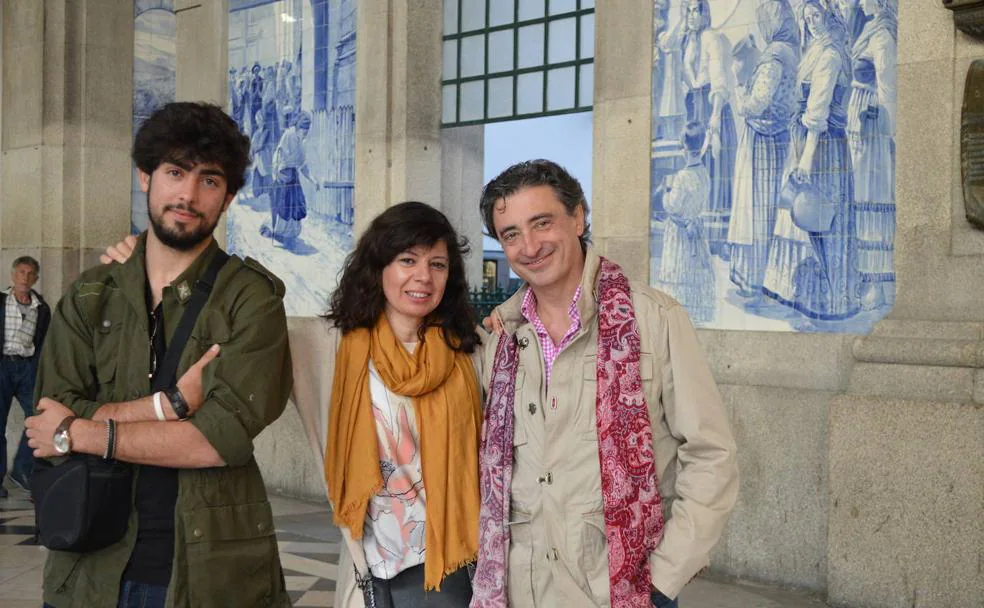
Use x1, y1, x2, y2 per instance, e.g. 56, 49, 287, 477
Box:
489, 0, 514, 27
444, 0, 459, 35
443, 40, 458, 80
581, 0, 595, 8
460, 34, 485, 78
460, 80, 485, 121
518, 0, 545, 21
517, 24, 544, 69
488, 76, 513, 118
547, 17, 576, 64
548, 0, 576, 15
461, 0, 485, 31
517, 71, 544, 114
488, 30, 514, 73
442, 84, 458, 123
547, 66, 575, 110
580, 13, 594, 58
578, 63, 593, 107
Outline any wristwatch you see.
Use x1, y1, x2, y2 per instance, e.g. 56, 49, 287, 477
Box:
165, 386, 190, 420
53, 415, 79, 455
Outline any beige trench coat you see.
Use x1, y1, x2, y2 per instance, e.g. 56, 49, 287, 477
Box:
480, 248, 739, 606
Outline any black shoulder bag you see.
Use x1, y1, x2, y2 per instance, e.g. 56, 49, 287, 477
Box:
31, 251, 229, 552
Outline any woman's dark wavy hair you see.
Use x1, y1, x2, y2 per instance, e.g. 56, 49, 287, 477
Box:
326, 201, 480, 353
132, 102, 251, 196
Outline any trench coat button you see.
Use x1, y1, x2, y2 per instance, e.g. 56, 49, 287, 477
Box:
102, 320, 111, 328
257, 522, 267, 533
528, 402, 536, 415
193, 528, 204, 538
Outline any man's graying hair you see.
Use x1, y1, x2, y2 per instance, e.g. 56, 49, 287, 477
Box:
480, 159, 591, 249
12, 256, 39, 273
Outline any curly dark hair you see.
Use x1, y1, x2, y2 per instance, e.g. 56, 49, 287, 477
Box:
480, 159, 591, 249
326, 202, 480, 353
132, 102, 251, 196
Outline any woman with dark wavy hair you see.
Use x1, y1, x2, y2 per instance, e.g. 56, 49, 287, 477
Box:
290, 201, 481, 608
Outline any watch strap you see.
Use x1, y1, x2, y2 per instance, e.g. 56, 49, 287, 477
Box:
54, 415, 78, 454
165, 387, 189, 420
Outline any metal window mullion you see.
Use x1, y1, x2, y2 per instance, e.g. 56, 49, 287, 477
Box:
456, 0, 463, 124
512, 0, 519, 117
541, 2, 549, 113
574, 5, 581, 108
484, 0, 490, 121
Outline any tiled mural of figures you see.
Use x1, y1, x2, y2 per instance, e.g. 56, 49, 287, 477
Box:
132, 0, 176, 233
650, 0, 896, 333
227, 0, 356, 316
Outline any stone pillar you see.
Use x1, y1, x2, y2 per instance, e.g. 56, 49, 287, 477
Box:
175, 0, 228, 106
590, 0, 653, 282
1, 0, 133, 301
826, 3, 984, 606
440, 125, 484, 289
175, 0, 229, 244
354, 0, 443, 236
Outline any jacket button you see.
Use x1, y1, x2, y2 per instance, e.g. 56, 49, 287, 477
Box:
193, 528, 204, 538
528, 403, 536, 415
257, 522, 266, 532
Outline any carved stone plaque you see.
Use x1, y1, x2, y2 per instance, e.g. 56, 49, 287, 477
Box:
961, 60, 984, 230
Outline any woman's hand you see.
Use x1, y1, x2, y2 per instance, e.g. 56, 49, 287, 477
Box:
99, 234, 138, 265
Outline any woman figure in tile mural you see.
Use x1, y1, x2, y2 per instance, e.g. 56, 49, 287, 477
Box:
247, 110, 275, 202
847, 0, 897, 309
762, 0, 861, 321
263, 111, 319, 246
653, 0, 686, 141
727, 0, 800, 301
655, 121, 716, 324
682, 0, 737, 259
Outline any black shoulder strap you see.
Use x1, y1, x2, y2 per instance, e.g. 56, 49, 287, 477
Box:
152, 251, 230, 392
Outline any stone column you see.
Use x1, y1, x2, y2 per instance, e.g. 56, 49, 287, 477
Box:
826, 4, 984, 606
175, 0, 229, 244
440, 125, 484, 289
354, 0, 443, 236
175, 0, 229, 106
1, 0, 132, 300
590, 0, 653, 282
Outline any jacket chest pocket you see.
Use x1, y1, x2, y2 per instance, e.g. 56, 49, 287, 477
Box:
580, 352, 659, 437
190, 309, 232, 357
92, 314, 126, 395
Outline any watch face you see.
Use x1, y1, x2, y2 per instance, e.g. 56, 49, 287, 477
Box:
53, 430, 70, 455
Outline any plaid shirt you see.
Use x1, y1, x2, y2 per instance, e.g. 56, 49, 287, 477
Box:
520, 285, 583, 388
3, 288, 40, 357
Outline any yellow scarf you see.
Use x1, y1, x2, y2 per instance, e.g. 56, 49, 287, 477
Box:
326, 315, 481, 590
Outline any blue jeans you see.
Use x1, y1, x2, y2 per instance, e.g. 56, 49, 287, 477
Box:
652, 588, 679, 608
43, 580, 168, 608
0, 357, 38, 480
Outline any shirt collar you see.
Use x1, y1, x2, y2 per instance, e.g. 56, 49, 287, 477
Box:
6, 288, 39, 308
520, 284, 584, 334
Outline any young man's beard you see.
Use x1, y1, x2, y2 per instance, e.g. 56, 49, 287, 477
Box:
147, 197, 218, 252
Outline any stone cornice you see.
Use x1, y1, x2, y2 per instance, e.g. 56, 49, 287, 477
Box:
945, 0, 984, 39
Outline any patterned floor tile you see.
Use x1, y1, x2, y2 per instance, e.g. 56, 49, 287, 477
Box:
293, 589, 333, 607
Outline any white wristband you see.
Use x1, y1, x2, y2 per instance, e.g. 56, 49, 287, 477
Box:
152, 391, 167, 421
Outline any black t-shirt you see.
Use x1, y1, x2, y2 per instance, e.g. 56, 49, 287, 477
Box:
122, 298, 178, 586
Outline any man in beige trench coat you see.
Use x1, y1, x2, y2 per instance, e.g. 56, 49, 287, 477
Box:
471, 159, 739, 608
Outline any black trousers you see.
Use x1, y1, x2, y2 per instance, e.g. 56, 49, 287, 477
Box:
365, 564, 472, 608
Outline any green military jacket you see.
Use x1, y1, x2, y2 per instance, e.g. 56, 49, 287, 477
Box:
37, 235, 293, 608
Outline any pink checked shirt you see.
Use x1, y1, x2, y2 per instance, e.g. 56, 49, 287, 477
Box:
520, 285, 583, 387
